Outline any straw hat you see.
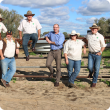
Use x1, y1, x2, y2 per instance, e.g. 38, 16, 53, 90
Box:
70, 30, 80, 37
89, 23, 100, 30
0, 14, 4, 21
24, 10, 35, 17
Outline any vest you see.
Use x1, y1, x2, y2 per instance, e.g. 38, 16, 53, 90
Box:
0, 37, 18, 59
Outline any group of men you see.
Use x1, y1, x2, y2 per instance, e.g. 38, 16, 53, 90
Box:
0, 10, 108, 88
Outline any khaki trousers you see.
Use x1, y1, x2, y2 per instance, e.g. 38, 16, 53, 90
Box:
46, 50, 61, 83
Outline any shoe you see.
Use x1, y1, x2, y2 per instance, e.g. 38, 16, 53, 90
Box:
1, 79, 7, 88
26, 55, 29, 61
68, 82, 76, 88
49, 69, 55, 78
32, 47, 35, 52
54, 82, 59, 87
91, 83, 96, 87
6, 83, 11, 87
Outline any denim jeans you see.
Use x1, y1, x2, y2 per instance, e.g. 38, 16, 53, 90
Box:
23, 33, 38, 57
67, 58, 81, 84
88, 53, 102, 83
0, 57, 16, 83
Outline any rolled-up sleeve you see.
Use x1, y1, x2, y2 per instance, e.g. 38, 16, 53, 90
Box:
100, 36, 106, 47
2, 23, 7, 33
0, 40, 3, 49
55, 34, 65, 46
17, 42, 20, 48
64, 40, 69, 54
18, 21, 23, 31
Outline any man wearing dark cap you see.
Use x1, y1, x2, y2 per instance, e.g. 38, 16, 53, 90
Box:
0, 30, 20, 87
18, 10, 42, 61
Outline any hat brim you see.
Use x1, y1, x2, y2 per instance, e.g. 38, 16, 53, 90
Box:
70, 33, 80, 37
24, 14, 35, 17
89, 27, 100, 30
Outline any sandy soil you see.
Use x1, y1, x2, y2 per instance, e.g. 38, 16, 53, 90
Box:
0, 50, 110, 110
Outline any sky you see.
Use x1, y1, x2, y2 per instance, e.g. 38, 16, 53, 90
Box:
0, 0, 110, 35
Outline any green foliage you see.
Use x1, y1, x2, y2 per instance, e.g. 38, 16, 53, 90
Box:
99, 79, 110, 86
81, 61, 84, 66
0, 8, 23, 38
63, 32, 69, 38
51, 78, 55, 82
39, 54, 43, 57
29, 52, 36, 56
43, 32, 49, 36
11, 77, 16, 83
102, 49, 110, 56
62, 63, 66, 66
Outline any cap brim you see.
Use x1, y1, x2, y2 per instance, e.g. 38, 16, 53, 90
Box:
24, 14, 35, 17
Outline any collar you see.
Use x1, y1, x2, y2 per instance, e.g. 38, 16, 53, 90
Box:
91, 32, 98, 35
26, 18, 33, 22
53, 31, 60, 35
6, 37, 12, 40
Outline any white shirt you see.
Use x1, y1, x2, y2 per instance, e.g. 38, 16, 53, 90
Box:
0, 38, 20, 58
85, 32, 106, 52
18, 18, 42, 34
64, 39, 85, 60
0, 22, 7, 33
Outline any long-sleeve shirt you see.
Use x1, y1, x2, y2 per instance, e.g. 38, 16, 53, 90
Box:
45, 31, 65, 50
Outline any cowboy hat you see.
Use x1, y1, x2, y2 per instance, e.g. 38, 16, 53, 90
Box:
89, 23, 100, 30
24, 10, 35, 17
0, 14, 4, 21
70, 30, 80, 37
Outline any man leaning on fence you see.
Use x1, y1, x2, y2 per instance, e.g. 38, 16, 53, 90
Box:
0, 30, 20, 88
45, 24, 65, 87
18, 10, 42, 61
85, 23, 106, 87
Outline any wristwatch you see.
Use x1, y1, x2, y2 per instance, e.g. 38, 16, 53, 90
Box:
100, 51, 102, 54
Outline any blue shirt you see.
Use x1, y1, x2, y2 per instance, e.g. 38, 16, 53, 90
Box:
45, 31, 65, 50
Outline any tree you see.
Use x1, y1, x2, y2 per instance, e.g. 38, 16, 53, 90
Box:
0, 8, 23, 38
94, 17, 110, 36
43, 31, 49, 36
63, 32, 69, 38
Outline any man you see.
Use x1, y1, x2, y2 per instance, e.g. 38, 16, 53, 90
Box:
45, 24, 65, 87
18, 10, 42, 61
0, 30, 20, 87
0, 14, 7, 35
85, 23, 106, 87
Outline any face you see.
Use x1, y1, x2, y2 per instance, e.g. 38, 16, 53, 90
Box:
53, 24, 59, 33
27, 15, 32, 21
91, 28, 98, 34
71, 35, 77, 40
6, 34, 12, 40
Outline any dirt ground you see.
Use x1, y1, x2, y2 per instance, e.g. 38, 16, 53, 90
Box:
0, 50, 110, 110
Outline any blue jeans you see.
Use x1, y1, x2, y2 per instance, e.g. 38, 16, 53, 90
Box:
23, 33, 38, 57
1, 57, 16, 83
67, 58, 81, 84
88, 53, 101, 83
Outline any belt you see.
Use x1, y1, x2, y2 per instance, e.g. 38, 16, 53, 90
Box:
89, 51, 100, 54
51, 49, 61, 51
5, 57, 14, 59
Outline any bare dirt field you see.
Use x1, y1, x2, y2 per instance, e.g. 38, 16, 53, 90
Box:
0, 50, 110, 110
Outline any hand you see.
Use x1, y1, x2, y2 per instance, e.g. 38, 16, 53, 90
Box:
83, 49, 86, 55
46, 39, 51, 44
20, 37, 22, 40
1, 56, 5, 60
96, 52, 101, 56
16, 49, 19, 54
66, 59, 69, 65
38, 37, 40, 40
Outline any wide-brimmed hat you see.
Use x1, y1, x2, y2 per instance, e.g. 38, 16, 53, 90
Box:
24, 10, 35, 17
89, 23, 100, 30
6, 30, 12, 35
0, 14, 4, 21
70, 30, 80, 37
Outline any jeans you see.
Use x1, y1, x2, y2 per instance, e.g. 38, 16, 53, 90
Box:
67, 58, 81, 84
1, 57, 16, 83
88, 53, 101, 83
23, 33, 38, 57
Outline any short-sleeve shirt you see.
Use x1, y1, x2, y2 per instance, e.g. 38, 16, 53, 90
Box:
85, 32, 106, 52
64, 39, 85, 60
0, 22, 7, 33
0, 38, 20, 58
18, 18, 42, 34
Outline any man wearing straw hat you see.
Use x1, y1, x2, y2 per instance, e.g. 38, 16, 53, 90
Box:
0, 14, 7, 35
85, 23, 106, 87
18, 10, 42, 61
0, 30, 20, 88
